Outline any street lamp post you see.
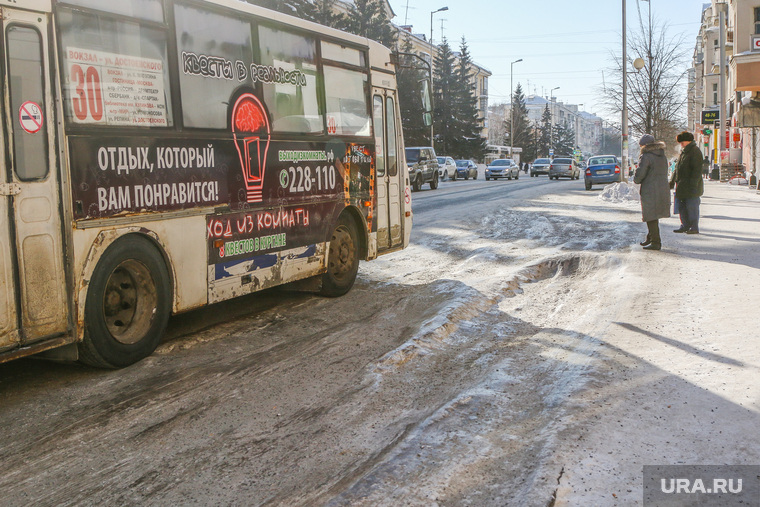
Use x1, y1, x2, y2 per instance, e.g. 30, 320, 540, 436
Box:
510, 58, 523, 161
430, 7, 448, 46
550, 86, 560, 155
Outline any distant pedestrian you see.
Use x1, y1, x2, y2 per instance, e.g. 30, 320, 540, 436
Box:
523, 162, 528, 174
634, 134, 670, 250
670, 131, 704, 234
702, 156, 710, 179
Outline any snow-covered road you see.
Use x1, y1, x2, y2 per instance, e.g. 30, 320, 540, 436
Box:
0, 176, 757, 506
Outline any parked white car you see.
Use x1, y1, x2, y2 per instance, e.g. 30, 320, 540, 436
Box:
437, 156, 457, 181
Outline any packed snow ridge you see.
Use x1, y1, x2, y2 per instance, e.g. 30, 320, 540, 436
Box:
598, 181, 640, 204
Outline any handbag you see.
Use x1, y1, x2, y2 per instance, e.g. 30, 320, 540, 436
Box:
673, 193, 679, 215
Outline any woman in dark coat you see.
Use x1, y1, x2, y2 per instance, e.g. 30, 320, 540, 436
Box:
633, 134, 670, 250
670, 131, 704, 234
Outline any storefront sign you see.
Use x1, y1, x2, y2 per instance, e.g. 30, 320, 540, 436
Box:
752, 35, 760, 52
701, 110, 719, 124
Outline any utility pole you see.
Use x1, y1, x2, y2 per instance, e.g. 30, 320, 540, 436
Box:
622, 0, 629, 183
550, 86, 560, 156
510, 59, 523, 161
718, 3, 727, 169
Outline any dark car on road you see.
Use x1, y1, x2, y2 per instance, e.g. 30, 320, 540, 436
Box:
454, 159, 478, 180
485, 159, 520, 180
406, 147, 439, 191
548, 157, 580, 180
584, 155, 621, 190
531, 158, 551, 176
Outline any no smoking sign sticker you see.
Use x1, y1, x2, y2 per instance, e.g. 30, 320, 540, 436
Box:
19, 101, 43, 134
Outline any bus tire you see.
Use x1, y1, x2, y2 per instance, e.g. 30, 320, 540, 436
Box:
79, 235, 171, 368
320, 215, 360, 297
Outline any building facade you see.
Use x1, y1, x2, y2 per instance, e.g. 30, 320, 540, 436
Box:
688, 0, 760, 179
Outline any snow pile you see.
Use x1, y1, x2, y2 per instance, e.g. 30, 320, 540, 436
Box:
597, 181, 640, 203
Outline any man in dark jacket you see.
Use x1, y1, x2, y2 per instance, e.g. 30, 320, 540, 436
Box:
634, 134, 670, 250
670, 131, 704, 234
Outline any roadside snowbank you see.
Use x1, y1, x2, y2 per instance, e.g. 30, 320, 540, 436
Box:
597, 181, 640, 204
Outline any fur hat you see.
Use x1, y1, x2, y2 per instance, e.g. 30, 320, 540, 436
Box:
676, 131, 694, 143
639, 134, 655, 146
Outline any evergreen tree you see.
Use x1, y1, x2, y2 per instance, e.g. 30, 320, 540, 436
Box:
523, 121, 540, 162
451, 38, 486, 160
538, 105, 552, 158
504, 83, 531, 154
432, 38, 457, 155
309, 0, 347, 28
342, 0, 396, 47
396, 35, 430, 146
553, 122, 576, 156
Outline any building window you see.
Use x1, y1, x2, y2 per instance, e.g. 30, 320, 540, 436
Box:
713, 83, 718, 105
755, 8, 760, 34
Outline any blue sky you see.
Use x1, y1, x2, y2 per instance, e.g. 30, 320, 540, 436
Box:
390, 0, 707, 121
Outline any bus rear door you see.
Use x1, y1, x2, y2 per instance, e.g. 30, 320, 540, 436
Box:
0, 7, 68, 353
372, 91, 403, 250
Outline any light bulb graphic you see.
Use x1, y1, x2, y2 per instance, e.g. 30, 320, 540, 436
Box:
232, 93, 271, 204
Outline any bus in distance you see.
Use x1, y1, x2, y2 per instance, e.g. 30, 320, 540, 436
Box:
0, 0, 424, 368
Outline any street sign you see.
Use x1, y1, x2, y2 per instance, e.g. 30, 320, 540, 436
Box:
753, 35, 760, 52
733, 132, 741, 143
703, 128, 713, 135
549, 149, 554, 156
701, 110, 719, 124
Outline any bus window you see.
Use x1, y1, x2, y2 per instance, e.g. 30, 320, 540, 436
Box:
321, 41, 365, 67
58, 9, 173, 127
386, 96, 398, 177
373, 95, 385, 177
7, 26, 48, 180
324, 66, 370, 136
174, 4, 253, 129
258, 26, 322, 134
62, 0, 164, 22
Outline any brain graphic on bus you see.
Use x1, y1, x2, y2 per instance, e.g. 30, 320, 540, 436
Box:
232, 93, 271, 204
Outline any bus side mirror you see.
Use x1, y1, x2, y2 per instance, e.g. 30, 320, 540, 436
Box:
420, 79, 433, 127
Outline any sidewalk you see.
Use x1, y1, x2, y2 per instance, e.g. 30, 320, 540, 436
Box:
554, 180, 760, 505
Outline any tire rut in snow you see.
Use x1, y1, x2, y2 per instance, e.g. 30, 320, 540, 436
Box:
322, 254, 615, 506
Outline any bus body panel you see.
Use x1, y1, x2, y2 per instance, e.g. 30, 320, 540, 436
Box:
0, 0, 413, 365
8, 1, 52, 13
72, 216, 209, 339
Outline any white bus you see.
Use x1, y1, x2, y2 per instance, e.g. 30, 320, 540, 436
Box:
0, 0, 420, 367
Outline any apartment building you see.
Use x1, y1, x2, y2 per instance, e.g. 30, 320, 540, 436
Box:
689, 0, 760, 177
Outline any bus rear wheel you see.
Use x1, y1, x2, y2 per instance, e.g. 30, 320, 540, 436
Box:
320, 216, 359, 297
80, 235, 171, 368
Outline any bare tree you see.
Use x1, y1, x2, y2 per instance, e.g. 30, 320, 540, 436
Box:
601, 3, 689, 154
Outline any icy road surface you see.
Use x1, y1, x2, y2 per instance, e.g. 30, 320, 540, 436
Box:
0, 175, 758, 506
